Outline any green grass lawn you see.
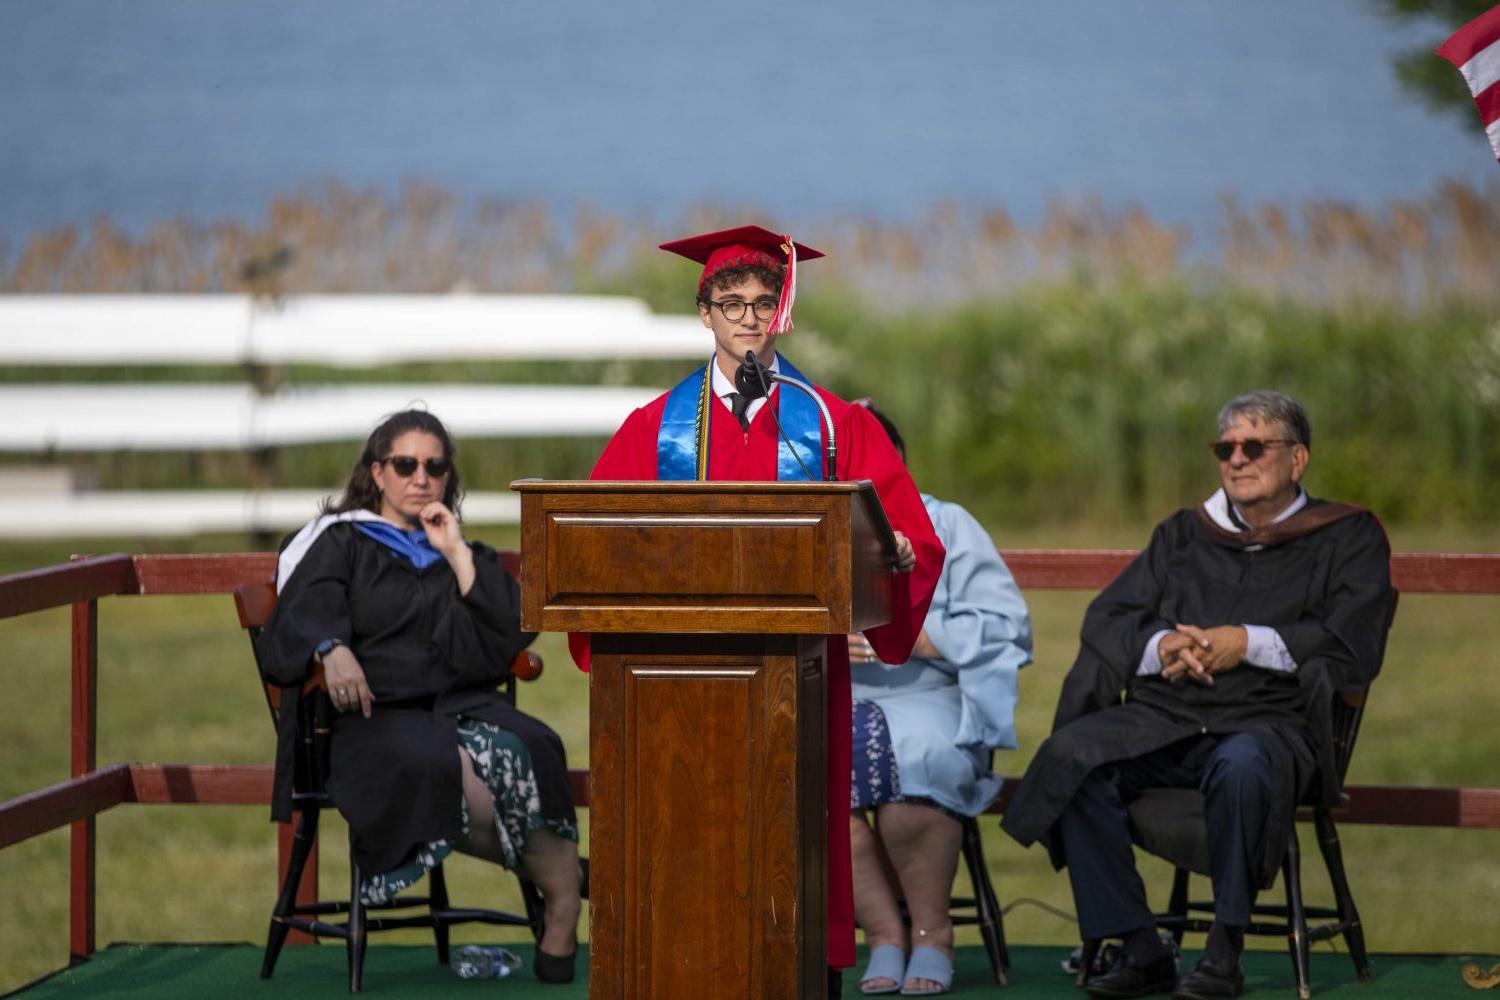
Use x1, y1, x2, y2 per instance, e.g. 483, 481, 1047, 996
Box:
3, 523, 1498, 993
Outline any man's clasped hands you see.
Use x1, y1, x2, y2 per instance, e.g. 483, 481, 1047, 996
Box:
1159, 624, 1249, 686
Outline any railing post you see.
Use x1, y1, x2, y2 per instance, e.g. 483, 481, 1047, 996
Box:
69, 580, 98, 961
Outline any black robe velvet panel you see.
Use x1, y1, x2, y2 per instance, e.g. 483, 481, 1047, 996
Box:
256, 523, 575, 874
1000, 499, 1395, 887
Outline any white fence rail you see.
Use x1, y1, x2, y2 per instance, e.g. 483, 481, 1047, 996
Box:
0, 293, 705, 536
0, 295, 707, 365
3, 383, 660, 451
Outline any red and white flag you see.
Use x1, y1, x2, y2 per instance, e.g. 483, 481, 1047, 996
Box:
1437, 4, 1500, 163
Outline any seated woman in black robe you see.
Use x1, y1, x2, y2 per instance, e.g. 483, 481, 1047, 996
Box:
257, 409, 581, 983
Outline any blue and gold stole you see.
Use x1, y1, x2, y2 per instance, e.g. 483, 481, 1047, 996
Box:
656, 356, 824, 481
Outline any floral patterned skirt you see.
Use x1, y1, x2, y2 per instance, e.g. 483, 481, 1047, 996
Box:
851, 699, 903, 809
361, 716, 579, 906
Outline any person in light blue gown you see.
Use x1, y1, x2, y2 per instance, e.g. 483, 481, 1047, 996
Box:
847, 402, 1033, 996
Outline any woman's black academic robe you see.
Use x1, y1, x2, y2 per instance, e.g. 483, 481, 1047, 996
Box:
257, 522, 575, 874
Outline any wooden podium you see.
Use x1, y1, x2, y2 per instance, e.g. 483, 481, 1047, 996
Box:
513, 480, 898, 1000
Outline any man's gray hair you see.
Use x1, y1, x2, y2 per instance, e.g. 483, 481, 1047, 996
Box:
1217, 390, 1311, 448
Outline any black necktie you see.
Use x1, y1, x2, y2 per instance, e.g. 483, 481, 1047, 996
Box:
727, 392, 751, 431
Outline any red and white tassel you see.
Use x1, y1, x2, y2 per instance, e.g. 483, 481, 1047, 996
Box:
769, 238, 798, 333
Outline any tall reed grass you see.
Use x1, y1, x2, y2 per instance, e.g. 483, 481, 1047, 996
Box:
3, 179, 1499, 308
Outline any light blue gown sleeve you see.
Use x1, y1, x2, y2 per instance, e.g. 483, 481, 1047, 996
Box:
923, 499, 1034, 751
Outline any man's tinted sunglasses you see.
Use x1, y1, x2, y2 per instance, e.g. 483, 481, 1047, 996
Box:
1210, 438, 1296, 462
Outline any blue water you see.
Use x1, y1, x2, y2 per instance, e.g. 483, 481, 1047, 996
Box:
0, 0, 1493, 240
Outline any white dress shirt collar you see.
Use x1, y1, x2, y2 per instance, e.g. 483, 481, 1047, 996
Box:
1202, 485, 1308, 532
710, 354, 779, 424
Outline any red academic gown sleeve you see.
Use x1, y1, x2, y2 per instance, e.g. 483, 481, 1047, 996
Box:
567, 382, 943, 970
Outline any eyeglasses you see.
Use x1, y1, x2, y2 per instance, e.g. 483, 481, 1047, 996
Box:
709, 297, 778, 323
1210, 438, 1296, 462
380, 455, 451, 478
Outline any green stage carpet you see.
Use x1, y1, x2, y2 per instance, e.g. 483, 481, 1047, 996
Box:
10, 943, 1497, 997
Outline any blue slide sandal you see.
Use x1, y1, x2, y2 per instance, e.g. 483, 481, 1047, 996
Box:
859, 944, 907, 995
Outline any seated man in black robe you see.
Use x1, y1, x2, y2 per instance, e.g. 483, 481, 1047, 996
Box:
1001, 391, 1395, 1000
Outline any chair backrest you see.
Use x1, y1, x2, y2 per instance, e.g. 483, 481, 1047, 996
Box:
233, 579, 276, 632
1329, 588, 1398, 785
1330, 692, 1366, 785
233, 580, 335, 797
233, 581, 326, 721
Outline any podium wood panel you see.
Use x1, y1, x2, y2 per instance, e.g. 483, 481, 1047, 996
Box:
589, 634, 827, 1000
515, 480, 895, 635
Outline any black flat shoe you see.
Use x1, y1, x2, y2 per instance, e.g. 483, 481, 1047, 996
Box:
1172, 957, 1244, 1000
1085, 951, 1178, 999
533, 946, 576, 984
533, 911, 578, 984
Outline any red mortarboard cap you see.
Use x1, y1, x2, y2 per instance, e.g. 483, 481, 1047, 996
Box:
659, 224, 824, 333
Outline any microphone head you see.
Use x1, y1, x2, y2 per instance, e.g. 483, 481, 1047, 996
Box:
735, 352, 769, 399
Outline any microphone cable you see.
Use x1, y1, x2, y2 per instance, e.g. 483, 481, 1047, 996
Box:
738, 352, 824, 482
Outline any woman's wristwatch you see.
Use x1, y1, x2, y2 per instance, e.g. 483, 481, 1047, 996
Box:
314, 638, 344, 664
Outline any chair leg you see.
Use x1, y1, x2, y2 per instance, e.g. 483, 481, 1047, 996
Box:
1168, 867, 1190, 946
1315, 809, 1370, 983
1282, 831, 1311, 1000
1076, 938, 1101, 988
261, 808, 320, 980
347, 855, 366, 994
960, 817, 1009, 985
429, 862, 451, 965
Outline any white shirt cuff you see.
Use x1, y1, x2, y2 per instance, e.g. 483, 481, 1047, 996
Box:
1137, 629, 1174, 676
1243, 624, 1298, 673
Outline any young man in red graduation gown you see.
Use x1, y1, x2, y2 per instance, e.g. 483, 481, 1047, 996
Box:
569, 226, 944, 992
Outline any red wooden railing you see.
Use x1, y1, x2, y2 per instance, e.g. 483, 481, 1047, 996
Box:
2, 549, 1499, 963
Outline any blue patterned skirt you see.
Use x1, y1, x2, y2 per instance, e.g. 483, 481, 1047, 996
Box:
851, 699, 902, 809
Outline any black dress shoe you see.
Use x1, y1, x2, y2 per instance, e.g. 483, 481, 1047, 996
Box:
1172, 956, 1245, 1000
1085, 951, 1178, 999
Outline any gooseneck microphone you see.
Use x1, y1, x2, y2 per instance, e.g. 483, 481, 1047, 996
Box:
736, 351, 838, 481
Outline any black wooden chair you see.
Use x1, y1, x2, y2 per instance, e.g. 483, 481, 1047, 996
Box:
1075, 689, 1375, 1000
951, 813, 1010, 986
235, 574, 550, 993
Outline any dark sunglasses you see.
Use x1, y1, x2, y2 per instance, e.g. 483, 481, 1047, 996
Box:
1210, 438, 1296, 462
380, 455, 451, 478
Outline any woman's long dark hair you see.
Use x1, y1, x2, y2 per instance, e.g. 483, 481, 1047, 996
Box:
322, 409, 464, 518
